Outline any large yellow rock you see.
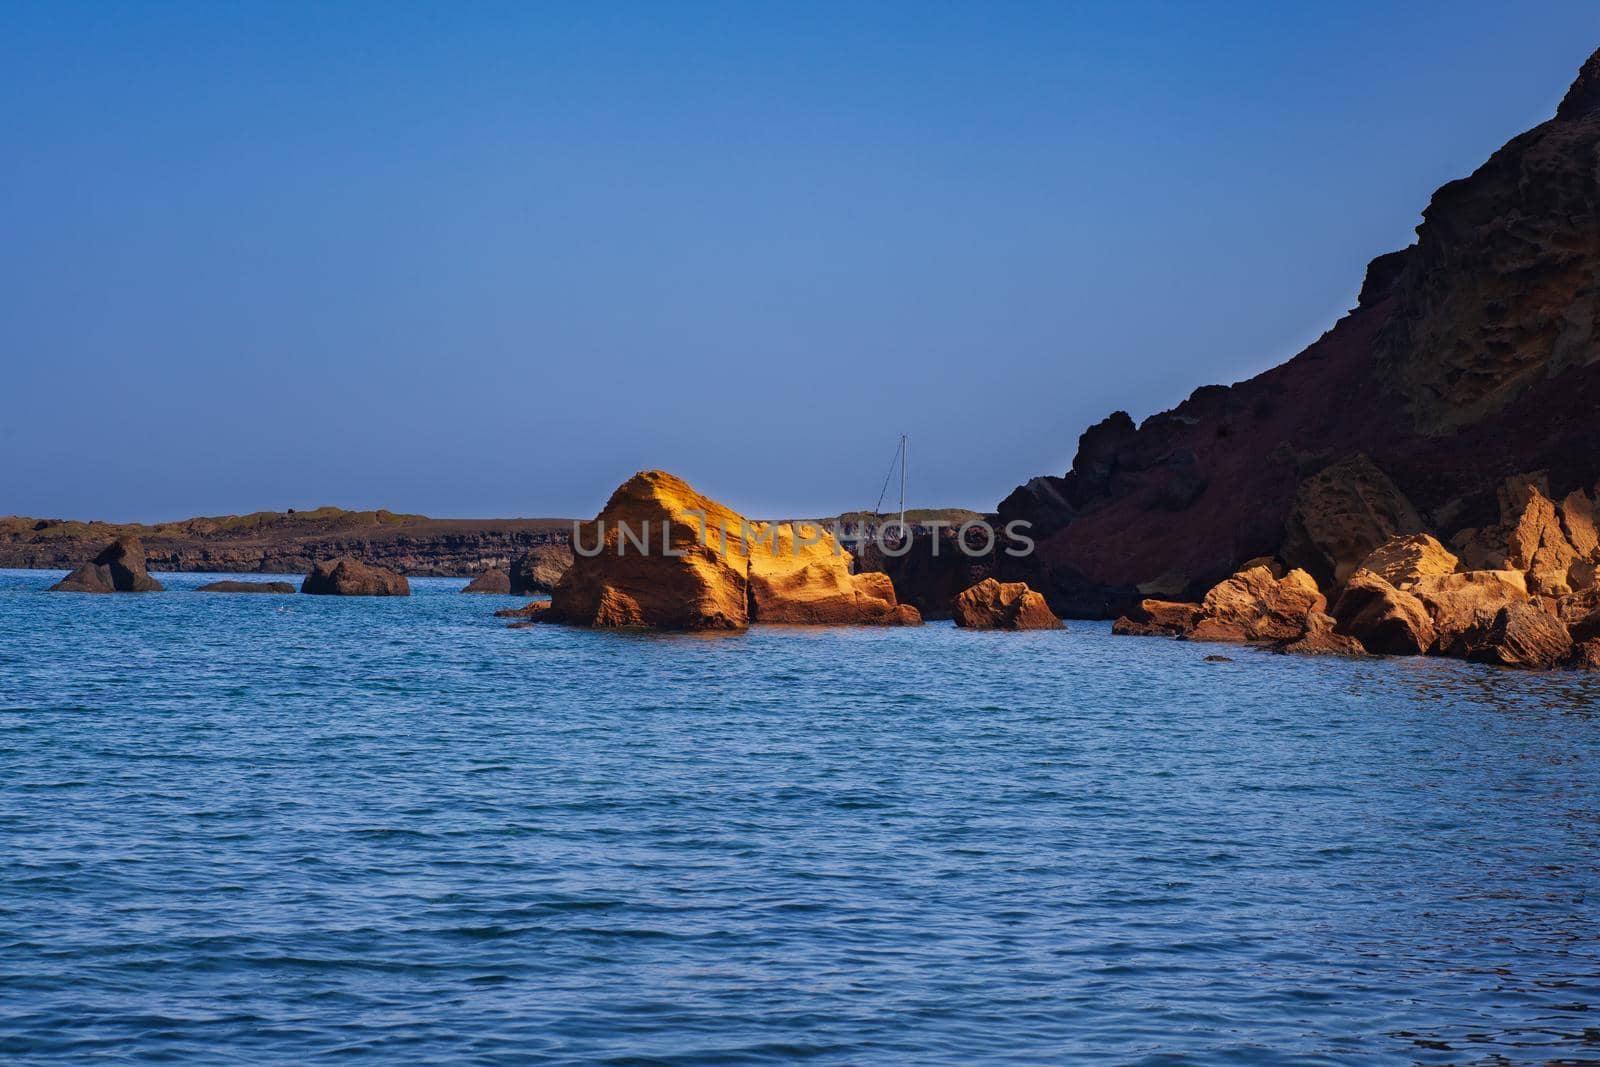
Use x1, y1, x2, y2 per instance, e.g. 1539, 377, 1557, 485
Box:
1195, 565, 1326, 641
548, 471, 920, 630
1407, 570, 1529, 655
950, 578, 1064, 630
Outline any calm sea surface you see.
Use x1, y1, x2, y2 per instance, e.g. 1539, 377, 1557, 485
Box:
2, 568, 1599, 1064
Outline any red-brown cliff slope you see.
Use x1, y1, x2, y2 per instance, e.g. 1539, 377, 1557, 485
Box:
997, 48, 1600, 617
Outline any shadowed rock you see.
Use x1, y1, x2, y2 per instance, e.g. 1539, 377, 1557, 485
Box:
301, 558, 410, 596
195, 580, 295, 593
49, 536, 164, 593
510, 544, 574, 596
1464, 602, 1573, 670
461, 569, 511, 594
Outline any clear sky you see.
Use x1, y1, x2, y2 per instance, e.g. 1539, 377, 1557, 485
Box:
4, 2, 1597, 522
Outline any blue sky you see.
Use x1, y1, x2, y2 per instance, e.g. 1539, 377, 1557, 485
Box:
3, 2, 1597, 521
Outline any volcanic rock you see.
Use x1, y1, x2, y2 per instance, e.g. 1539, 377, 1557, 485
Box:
49, 536, 164, 593
195, 580, 295, 593
994, 50, 1600, 616
1194, 566, 1326, 641
1329, 570, 1436, 655
461, 569, 512, 594
1407, 570, 1530, 655
951, 578, 1064, 630
1277, 611, 1367, 657
1570, 639, 1600, 670
1112, 598, 1201, 637
1357, 534, 1459, 587
496, 600, 553, 619
509, 544, 573, 596
1464, 602, 1573, 670
548, 471, 918, 630
1280, 455, 1426, 589
301, 558, 410, 596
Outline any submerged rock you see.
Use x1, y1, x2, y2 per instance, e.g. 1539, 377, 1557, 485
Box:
461, 569, 512, 594
951, 578, 1064, 630
49, 536, 164, 593
301, 558, 410, 596
195, 580, 295, 593
547, 471, 919, 630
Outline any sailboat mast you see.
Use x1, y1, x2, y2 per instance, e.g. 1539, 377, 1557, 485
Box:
899, 433, 907, 533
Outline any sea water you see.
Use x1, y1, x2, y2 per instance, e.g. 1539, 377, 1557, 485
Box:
2, 568, 1598, 1064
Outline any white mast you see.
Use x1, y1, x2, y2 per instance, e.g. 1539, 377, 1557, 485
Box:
899, 433, 907, 534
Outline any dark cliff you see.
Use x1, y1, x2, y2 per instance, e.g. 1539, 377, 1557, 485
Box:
0, 507, 572, 577
997, 47, 1600, 617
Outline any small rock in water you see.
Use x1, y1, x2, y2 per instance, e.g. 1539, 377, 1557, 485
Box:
1204, 654, 1233, 662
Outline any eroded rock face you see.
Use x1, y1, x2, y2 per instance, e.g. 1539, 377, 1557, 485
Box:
49, 536, 164, 593
951, 578, 1064, 630
548, 471, 918, 630
1464, 602, 1573, 670
1358, 534, 1459, 587
1330, 570, 1436, 655
1281, 456, 1426, 589
1407, 570, 1529, 656
1195, 566, 1326, 641
510, 545, 573, 596
1571, 638, 1600, 670
1112, 599, 1201, 637
301, 558, 410, 596
195, 580, 295, 593
461, 569, 512, 594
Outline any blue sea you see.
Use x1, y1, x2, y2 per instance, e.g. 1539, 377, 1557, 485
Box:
2, 568, 1599, 1064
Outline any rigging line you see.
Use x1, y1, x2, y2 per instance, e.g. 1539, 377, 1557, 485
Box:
871, 438, 904, 519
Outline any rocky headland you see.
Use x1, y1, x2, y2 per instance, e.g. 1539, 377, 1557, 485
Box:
1, 508, 572, 579
985, 48, 1600, 627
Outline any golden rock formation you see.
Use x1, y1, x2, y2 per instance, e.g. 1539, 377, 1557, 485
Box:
546, 471, 921, 630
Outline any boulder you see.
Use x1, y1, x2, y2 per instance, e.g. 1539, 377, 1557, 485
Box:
1185, 618, 1251, 642
301, 558, 410, 596
1570, 639, 1600, 670
1407, 570, 1529, 655
461, 569, 512, 594
951, 578, 1064, 630
747, 526, 924, 625
1329, 570, 1435, 655
548, 471, 919, 630
1194, 565, 1326, 641
1464, 602, 1573, 670
509, 544, 573, 596
495, 600, 553, 619
1112, 599, 1201, 637
1556, 586, 1600, 642
49, 536, 164, 593
195, 580, 295, 593
1357, 534, 1459, 587
1277, 611, 1367, 656
1504, 482, 1584, 598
